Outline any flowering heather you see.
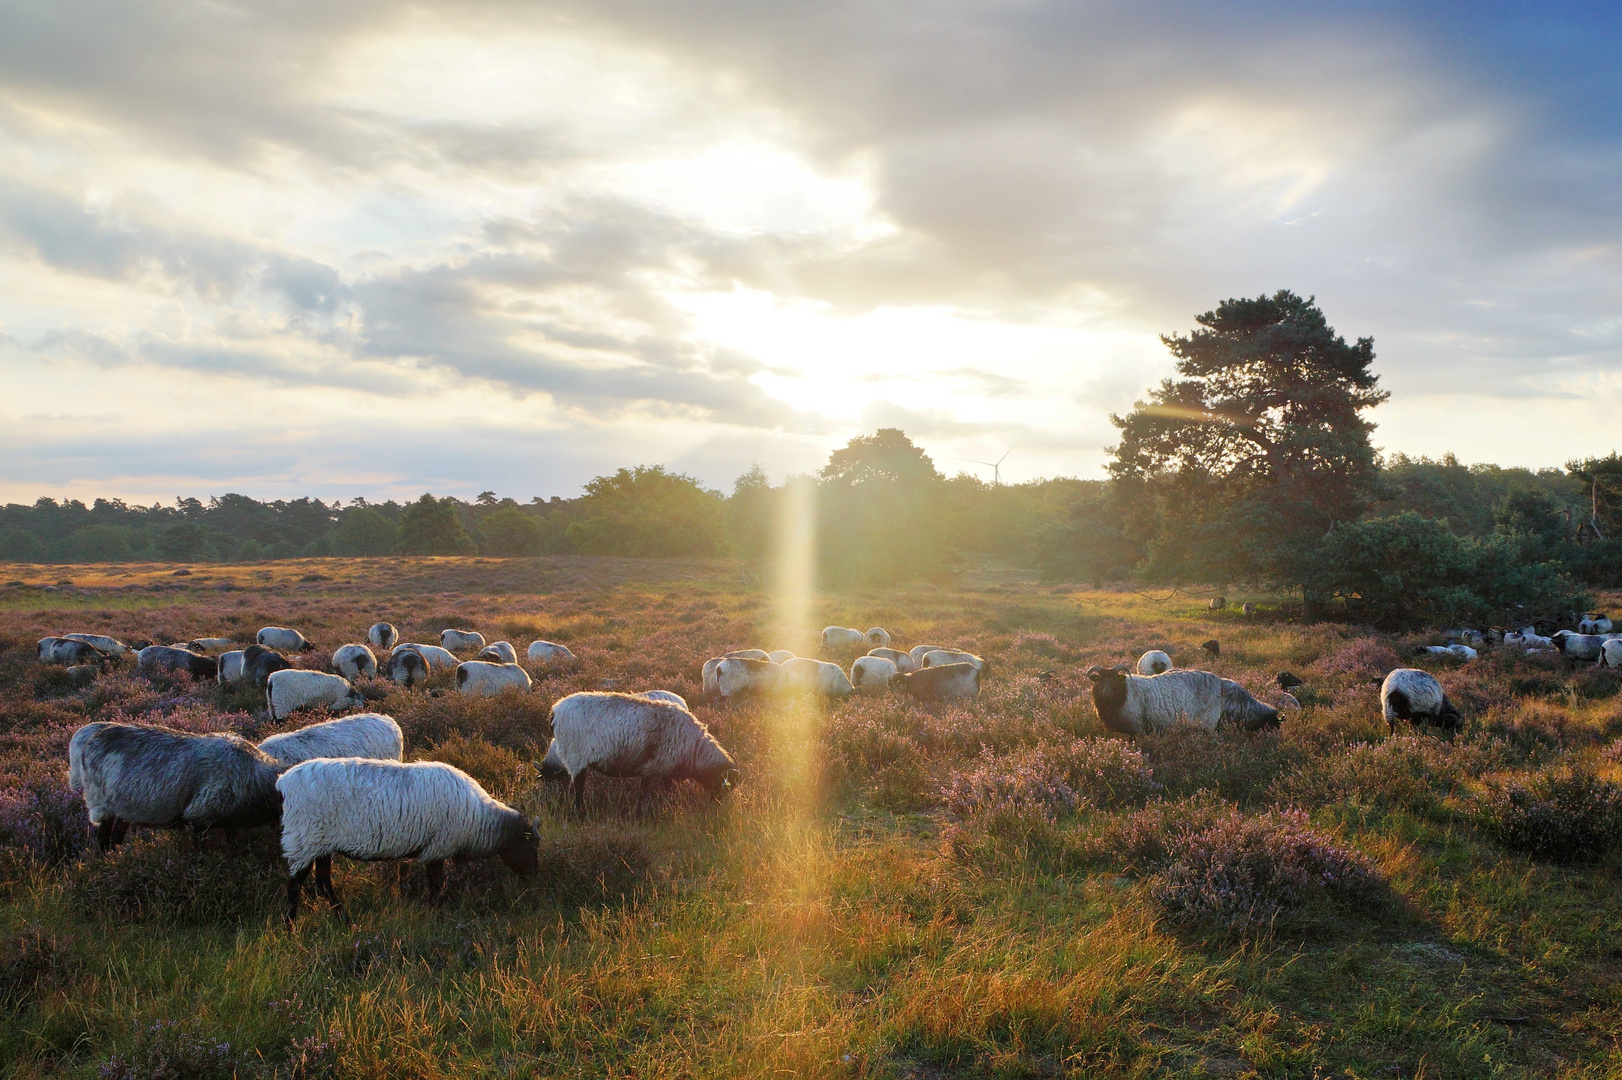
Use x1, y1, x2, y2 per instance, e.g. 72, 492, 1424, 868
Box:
97, 1018, 238, 1080
1312, 637, 1403, 680
1149, 808, 1385, 934
1477, 766, 1622, 863
1271, 735, 1502, 815
941, 737, 1158, 822
0, 772, 90, 866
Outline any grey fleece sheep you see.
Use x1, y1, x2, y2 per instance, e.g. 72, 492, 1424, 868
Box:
543, 692, 738, 814
68, 722, 285, 851
1086, 665, 1284, 735
1380, 668, 1461, 735
137, 645, 219, 680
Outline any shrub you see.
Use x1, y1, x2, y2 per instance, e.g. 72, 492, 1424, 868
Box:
66, 833, 284, 924
0, 926, 76, 1015
97, 1019, 239, 1080
0, 771, 92, 867
1149, 808, 1384, 934
941, 738, 1159, 824
1077, 792, 1234, 872
1271, 736, 1500, 816
1477, 766, 1622, 863
1137, 725, 1294, 804
422, 734, 532, 801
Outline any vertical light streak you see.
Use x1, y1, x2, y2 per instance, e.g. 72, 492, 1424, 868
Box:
769, 476, 818, 812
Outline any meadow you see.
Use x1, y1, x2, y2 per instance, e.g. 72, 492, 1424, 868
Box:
1, 556, 1621, 1078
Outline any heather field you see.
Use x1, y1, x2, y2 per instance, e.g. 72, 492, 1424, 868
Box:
2, 557, 1622, 1079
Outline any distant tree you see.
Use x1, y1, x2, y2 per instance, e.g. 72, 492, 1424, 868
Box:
397, 494, 477, 556
333, 507, 400, 556
728, 464, 776, 576
478, 507, 544, 556
1108, 291, 1388, 603
567, 466, 728, 557
1036, 493, 1135, 588
1566, 453, 1622, 541
816, 430, 950, 584
158, 521, 209, 562
476, 491, 499, 506
0, 527, 46, 562
821, 428, 941, 485
60, 524, 134, 562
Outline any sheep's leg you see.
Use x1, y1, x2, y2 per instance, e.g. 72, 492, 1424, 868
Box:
570, 773, 588, 818
189, 824, 208, 853
424, 860, 446, 907
95, 817, 115, 853
110, 818, 129, 848
286, 865, 312, 926
314, 855, 347, 921
637, 777, 655, 819
396, 861, 412, 892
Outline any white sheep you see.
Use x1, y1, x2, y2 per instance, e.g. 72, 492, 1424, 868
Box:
543, 692, 737, 815
893, 663, 981, 702
702, 657, 725, 697
277, 758, 538, 922
440, 629, 485, 653
477, 641, 519, 664
851, 655, 897, 695
821, 627, 867, 651
455, 660, 532, 696
865, 627, 891, 648
783, 657, 856, 698
724, 648, 771, 661
62, 633, 132, 657
386, 649, 429, 688
258, 713, 404, 767
907, 644, 951, 667
1552, 631, 1608, 663
527, 640, 575, 666
368, 622, 399, 650
922, 649, 988, 673
1380, 669, 1461, 735
217, 650, 247, 685
1579, 615, 1614, 635
1603, 639, 1622, 669
396, 642, 460, 671
68, 722, 284, 851
266, 669, 365, 721
1136, 650, 1172, 676
1086, 666, 1224, 735
1415, 644, 1477, 662
767, 650, 796, 664
1503, 632, 1553, 649
717, 657, 787, 699
40, 637, 106, 666
866, 647, 915, 673
186, 637, 237, 655
257, 627, 315, 653
332, 643, 378, 680
639, 690, 689, 709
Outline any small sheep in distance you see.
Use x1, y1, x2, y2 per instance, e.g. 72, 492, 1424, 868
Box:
851, 655, 897, 694
783, 657, 856, 699
527, 640, 575, 666
62, 633, 132, 657
478, 641, 519, 664
278, 759, 539, 923
267, 669, 365, 721
821, 627, 867, 651
396, 642, 459, 672
544, 691, 738, 815
368, 622, 399, 650
137, 645, 219, 680
456, 661, 532, 696
332, 643, 378, 680
1380, 669, 1461, 736
258, 713, 404, 767
258, 627, 315, 653
387, 648, 429, 688
1136, 650, 1172, 676
865, 627, 891, 648
187, 637, 237, 655
441, 629, 485, 654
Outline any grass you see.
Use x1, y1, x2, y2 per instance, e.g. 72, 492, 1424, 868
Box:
0, 558, 1620, 1077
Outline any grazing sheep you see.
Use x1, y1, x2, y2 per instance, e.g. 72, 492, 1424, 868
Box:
768, 650, 796, 664
62, 633, 132, 657
40, 638, 106, 667
717, 657, 788, 699
921, 649, 988, 673
136, 645, 219, 680
477, 641, 519, 664
396, 642, 460, 671
259, 713, 404, 767
1219, 679, 1283, 731
68, 722, 284, 851
218, 650, 247, 685
1602, 639, 1622, 669
332, 643, 378, 680
1552, 631, 1608, 663
386, 648, 429, 688
544, 692, 737, 815
1086, 666, 1226, 735
821, 627, 867, 651
1201, 639, 1221, 657
908, 644, 950, 667
1136, 650, 1172, 676
1579, 615, 1614, 635
278, 759, 538, 922
1380, 669, 1461, 735
1241, 602, 1256, 617
186, 637, 237, 655
368, 622, 399, 650
865, 627, 891, 648
266, 669, 364, 721
867, 647, 916, 673
893, 662, 981, 702
455, 660, 532, 696
440, 629, 485, 654
724, 649, 771, 661
527, 640, 575, 666
783, 657, 856, 698
1208, 597, 1226, 611
1503, 632, 1554, 649
257, 627, 315, 653
1276, 672, 1303, 691
851, 655, 897, 694
639, 690, 689, 709
243, 644, 291, 688
702, 657, 725, 698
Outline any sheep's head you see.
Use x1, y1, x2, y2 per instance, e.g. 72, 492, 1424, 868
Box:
501, 818, 541, 877
712, 767, 741, 801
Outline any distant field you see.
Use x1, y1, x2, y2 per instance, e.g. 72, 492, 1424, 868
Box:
1, 558, 1620, 1079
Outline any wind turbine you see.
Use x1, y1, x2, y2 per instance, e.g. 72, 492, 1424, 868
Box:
960, 438, 1020, 486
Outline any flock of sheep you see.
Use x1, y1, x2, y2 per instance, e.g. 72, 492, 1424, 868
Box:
27, 604, 1618, 925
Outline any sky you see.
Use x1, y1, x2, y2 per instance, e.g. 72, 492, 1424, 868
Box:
0, 0, 1619, 505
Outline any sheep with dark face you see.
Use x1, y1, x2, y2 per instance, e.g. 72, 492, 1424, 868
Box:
1380, 668, 1461, 736
865, 627, 891, 648
278, 759, 538, 922
257, 627, 315, 653
68, 722, 285, 851
477, 641, 519, 665
440, 629, 485, 654
332, 643, 378, 680
266, 670, 365, 721
1552, 631, 1609, 663
40, 637, 108, 667
243, 644, 291, 688
397, 642, 459, 672
386, 647, 430, 688
368, 622, 399, 650
137, 646, 219, 680
1219, 678, 1283, 730
543, 692, 738, 815
892, 662, 980, 702
1087, 666, 1223, 735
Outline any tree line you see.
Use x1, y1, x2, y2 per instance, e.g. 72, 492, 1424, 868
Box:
2, 291, 1616, 625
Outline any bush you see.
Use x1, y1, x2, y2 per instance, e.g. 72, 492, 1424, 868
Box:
1149, 808, 1385, 934
65, 833, 284, 924
1137, 725, 1294, 804
1077, 793, 1234, 872
1477, 766, 1622, 863
397, 494, 476, 556
941, 738, 1159, 824
0, 772, 92, 866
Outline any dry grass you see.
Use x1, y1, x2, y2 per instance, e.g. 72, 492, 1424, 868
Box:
0, 560, 1619, 1077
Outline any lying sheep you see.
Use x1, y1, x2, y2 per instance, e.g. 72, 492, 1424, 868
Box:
258, 713, 404, 767
851, 655, 897, 694
332, 643, 378, 680
368, 622, 399, 650
62, 633, 132, 657
397, 642, 459, 671
784, 657, 856, 698
867, 647, 916, 673
717, 657, 787, 699
257, 627, 315, 653
267, 669, 365, 721
1380, 669, 1461, 735
1136, 650, 1172, 676
440, 629, 485, 653
1415, 644, 1477, 661
527, 640, 575, 666
1503, 632, 1553, 649
243, 644, 291, 688
137, 645, 219, 680
477, 641, 519, 664
455, 661, 532, 696
187, 637, 237, 655
893, 662, 981, 702
821, 627, 867, 651
278, 759, 539, 922
68, 722, 285, 851
1579, 615, 1614, 635
544, 692, 738, 815
387, 648, 430, 688
922, 649, 988, 673
767, 650, 796, 664
865, 627, 891, 648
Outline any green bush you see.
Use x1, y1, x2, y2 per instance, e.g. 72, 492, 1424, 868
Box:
476, 506, 544, 557
332, 507, 399, 555
1477, 766, 1622, 863
397, 494, 476, 555
566, 466, 728, 557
